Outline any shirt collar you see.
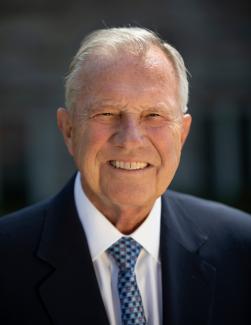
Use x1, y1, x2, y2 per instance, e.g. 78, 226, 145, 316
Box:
74, 172, 161, 263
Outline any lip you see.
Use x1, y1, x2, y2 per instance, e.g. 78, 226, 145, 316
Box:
108, 160, 151, 171
110, 160, 149, 170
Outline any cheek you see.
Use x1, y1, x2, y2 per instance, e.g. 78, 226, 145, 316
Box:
154, 131, 183, 193
72, 124, 110, 169
70, 125, 90, 170
153, 127, 183, 169
152, 125, 182, 150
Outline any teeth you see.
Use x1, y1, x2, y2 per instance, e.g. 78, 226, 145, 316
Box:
110, 161, 148, 170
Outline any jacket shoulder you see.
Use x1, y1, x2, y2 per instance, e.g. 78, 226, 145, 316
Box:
0, 175, 75, 250
165, 190, 251, 220
0, 199, 51, 248
164, 190, 251, 244
163, 190, 251, 275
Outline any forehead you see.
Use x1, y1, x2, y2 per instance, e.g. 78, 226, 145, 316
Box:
82, 46, 177, 83
75, 46, 179, 110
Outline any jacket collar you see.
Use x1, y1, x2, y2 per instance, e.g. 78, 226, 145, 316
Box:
36, 176, 109, 324
36, 176, 216, 325
160, 190, 216, 325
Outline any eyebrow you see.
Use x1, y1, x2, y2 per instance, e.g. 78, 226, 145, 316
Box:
140, 103, 173, 112
84, 99, 173, 113
85, 100, 126, 112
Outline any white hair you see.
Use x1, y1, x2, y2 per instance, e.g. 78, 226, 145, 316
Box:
65, 27, 189, 113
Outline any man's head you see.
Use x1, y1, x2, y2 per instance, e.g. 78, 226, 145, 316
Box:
64, 27, 189, 114
57, 27, 192, 228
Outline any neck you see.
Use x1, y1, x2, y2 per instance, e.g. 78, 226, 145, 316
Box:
100, 203, 155, 234
110, 206, 152, 234
87, 194, 154, 234
80, 178, 156, 234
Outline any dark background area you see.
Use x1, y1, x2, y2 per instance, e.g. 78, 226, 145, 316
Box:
0, 0, 250, 215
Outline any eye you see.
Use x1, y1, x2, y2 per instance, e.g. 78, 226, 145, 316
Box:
146, 113, 161, 118
92, 112, 115, 119
100, 112, 114, 116
91, 111, 119, 124
142, 111, 168, 127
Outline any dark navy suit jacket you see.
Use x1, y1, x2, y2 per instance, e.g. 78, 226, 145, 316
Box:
0, 176, 251, 324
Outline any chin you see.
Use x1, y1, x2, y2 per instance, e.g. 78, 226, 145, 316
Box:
107, 190, 156, 209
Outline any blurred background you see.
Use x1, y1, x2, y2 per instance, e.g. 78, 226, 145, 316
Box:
0, 0, 250, 215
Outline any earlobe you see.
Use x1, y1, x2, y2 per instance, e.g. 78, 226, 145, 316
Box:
181, 114, 192, 147
57, 107, 74, 156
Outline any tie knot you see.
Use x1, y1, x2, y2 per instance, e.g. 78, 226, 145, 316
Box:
108, 237, 142, 271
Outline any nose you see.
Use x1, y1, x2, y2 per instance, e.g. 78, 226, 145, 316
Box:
111, 115, 144, 149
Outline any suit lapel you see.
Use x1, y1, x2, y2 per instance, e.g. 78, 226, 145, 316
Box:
34, 177, 215, 325
36, 177, 109, 324
160, 191, 216, 325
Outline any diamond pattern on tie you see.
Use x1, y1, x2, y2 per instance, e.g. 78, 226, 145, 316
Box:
108, 237, 146, 325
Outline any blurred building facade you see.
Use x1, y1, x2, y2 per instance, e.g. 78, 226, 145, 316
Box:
0, 0, 250, 214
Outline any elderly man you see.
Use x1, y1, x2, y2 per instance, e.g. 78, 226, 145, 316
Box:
0, 27, 251, 325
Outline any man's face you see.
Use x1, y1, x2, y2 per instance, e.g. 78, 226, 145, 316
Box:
58, 46, 191, 214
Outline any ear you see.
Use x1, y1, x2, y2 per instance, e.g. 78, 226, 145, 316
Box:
180, 114, 192, 148
57, 107, 74, 156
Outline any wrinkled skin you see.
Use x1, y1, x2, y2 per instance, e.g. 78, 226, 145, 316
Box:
57, 46, 191, 233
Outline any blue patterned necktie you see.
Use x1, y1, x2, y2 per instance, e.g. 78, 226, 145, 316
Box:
108, 237, 147, 325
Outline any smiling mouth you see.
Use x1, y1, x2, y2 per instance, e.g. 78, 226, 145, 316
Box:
109, 160, 149, 170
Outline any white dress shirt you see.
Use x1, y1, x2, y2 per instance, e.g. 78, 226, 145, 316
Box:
74, 172, 162, 325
